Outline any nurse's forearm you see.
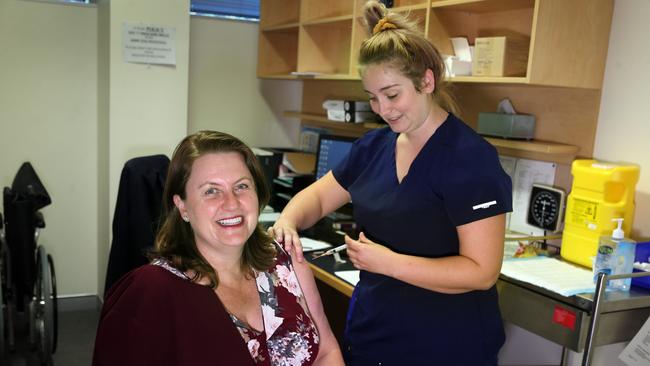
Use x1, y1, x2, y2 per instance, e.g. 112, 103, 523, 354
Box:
386, 253, 501, 294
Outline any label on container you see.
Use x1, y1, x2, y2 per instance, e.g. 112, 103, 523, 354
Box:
591, 162, 616, 170
568, 198, 599, 227
553, 306, 577, 330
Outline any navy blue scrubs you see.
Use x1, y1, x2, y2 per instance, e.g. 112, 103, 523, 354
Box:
333, 114, 512, 365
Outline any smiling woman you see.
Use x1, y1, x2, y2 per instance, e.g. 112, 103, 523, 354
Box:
92, 130, 344, 366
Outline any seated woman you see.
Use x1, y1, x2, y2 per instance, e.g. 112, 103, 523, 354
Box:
93, 130, 344, 366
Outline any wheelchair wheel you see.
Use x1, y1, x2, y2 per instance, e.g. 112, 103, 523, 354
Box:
0, 240, 8, 361
32, 246, 55, 365
47, 253, 57, 354
0, 274, 5, 362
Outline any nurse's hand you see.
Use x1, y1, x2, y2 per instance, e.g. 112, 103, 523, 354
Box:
345, 232, 394, 274
268, 219, 305, 262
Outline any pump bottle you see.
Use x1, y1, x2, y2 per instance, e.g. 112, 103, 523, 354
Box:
593, 218, 636, 291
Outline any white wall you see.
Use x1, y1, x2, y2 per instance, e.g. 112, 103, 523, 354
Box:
594, 0, 650, 240
97, 0, 190, 296
188, 16, 301, 148
0, 0, 99, 296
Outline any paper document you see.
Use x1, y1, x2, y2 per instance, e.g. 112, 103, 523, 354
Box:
509, 159, 556, 236
122, 23, 176, 65
300, 237, 332, 252
501, 257, 595, 296
335, 270, 360, 286
619, 315, 650, 366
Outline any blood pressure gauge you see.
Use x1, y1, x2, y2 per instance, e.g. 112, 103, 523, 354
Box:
527, 183, 566, 232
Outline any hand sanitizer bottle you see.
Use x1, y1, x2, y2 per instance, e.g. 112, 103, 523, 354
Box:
594, 218, 636, 291
610, 218, 636, 291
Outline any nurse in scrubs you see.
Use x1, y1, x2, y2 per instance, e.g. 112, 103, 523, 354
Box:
270, 1, 512, 365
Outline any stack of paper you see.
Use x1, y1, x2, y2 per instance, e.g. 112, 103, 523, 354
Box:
300, 237, 332, 252
501, 257, 595, 296
335, 270, 360, 286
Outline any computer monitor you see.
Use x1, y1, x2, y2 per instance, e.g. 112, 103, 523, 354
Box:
315, 135, 357, 180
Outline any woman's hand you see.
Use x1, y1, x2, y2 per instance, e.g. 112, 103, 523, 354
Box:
268, 219, 305, 262
345, 232, 395, 274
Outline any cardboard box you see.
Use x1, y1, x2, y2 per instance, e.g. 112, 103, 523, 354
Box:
284, 152, 315, 175
472, 36, 529, 77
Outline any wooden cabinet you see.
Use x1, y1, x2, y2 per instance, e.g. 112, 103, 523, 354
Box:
257, 0, 614, 170
258, 0, 613, 89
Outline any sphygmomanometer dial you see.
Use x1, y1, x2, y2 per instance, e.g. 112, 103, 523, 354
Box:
527, 183, 566, 232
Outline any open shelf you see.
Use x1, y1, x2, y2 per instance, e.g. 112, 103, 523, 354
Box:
298, 19, 353, 75
284, 111, 384, 134
261, 22, 300, 32
301, 0, 354, 23
483, 137, 578, 155
449, 75, 529, 84
258, 27, 299, 76
302, 14, 353, 26
286, 111, 578, 158
260, 0, 300, 29
428, 0, 534, 78
431, 0, 535, 13
259, 0, 612, 88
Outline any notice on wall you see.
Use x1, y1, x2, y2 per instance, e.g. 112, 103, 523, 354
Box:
122, 23, 176, 65
619, 315, 650, 366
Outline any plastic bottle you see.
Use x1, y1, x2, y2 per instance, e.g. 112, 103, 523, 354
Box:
593, 218, 636, 290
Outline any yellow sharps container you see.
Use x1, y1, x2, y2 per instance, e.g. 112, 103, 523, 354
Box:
561, 159, 640, 268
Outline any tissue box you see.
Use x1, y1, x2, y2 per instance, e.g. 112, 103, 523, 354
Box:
472, 36, 529, 77
632, 242, 650, 290
477, 112, 535, 140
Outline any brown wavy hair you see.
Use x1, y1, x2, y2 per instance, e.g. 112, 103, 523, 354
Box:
152, 130, 275, 288
359, 0, 458, 115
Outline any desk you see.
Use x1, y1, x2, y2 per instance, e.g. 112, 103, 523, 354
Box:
498, 274, 650, 353
304, 230, 650, 364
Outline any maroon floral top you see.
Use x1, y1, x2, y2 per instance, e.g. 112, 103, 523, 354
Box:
153, 244, 320, 365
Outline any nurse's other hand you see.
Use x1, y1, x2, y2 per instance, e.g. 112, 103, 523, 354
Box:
345, 232, 393, 274
268, 220, 304, 262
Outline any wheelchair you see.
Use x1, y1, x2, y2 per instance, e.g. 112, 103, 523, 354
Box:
1, 162, 58, 365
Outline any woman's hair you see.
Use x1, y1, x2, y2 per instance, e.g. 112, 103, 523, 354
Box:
152, 130, 275, 288
359, 0, 458, 115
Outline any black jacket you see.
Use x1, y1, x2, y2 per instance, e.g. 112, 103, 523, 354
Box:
104, 155, 169, 293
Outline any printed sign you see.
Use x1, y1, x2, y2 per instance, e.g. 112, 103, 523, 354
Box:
122, 23, 176, 65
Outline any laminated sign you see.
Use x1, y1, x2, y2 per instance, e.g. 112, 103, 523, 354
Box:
122, 23, 176, 66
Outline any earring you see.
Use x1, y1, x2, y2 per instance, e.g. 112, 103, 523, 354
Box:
182, 215, 189, 222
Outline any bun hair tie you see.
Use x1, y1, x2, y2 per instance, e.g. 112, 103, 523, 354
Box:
373, 17, 397, 34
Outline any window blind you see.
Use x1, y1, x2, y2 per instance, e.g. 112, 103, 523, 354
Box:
190, 0, 259, 21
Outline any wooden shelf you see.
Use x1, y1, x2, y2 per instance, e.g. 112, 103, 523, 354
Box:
484, 137, 578, 155
261, 22, 300, 31
284, 111, 383, 133
302, 14, 353, 26
430, 0, 535, 12
449, 76, 529, 84
300, 0, 354, 23
286, 111, 578, 157
258, 73, 361, 80
393, 3, 429, 12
